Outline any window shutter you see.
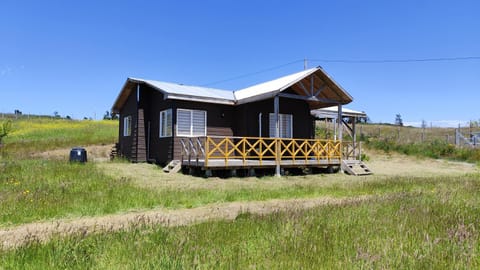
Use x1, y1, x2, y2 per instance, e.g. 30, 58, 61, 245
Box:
269, 113, 292, 138
177, 109, 191, 136
269, 114, 276, 137
192, 110, 206, 136
280, 114, 292, 138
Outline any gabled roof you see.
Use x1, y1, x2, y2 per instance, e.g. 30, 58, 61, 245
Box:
112, 67, 353, 113
129, 78, 235, 103
112, 78, 235, 113
234, 68, 318, 102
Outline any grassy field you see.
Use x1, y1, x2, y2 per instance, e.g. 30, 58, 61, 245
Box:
1, 177, 479, 269
1, 118, 117, 158
0, 117, 479, 269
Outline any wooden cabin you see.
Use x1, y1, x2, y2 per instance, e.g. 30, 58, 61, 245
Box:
112, 67, 358, 176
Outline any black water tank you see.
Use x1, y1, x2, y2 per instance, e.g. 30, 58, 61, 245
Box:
69, 147, 87, 163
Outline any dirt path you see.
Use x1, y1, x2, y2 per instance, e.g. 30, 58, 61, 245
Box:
11, 147, 477, 251
0, 195, 375, 250
33, 144, 113, 162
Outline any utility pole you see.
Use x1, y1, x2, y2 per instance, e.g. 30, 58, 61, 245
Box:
304, 58, 308, 70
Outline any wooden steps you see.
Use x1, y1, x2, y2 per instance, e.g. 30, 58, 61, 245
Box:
163, 160, 182, 173
341, 160, 372, 176
110, 143, 119, 160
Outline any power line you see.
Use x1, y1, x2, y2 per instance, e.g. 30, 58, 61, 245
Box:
201, 59, 304, 87
310, 56, 480, 64
201, 56, 480, 87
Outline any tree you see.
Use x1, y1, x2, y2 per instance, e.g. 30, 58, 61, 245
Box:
103, 110, 111, 120
103, 110, 119, 120
395, 114, 403, 126
421, 119, 427, 129
0, 120, 12, 145
53, 111, 60, 118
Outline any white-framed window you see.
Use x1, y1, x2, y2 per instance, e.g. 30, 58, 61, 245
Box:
177, 109, 206, 136
123, 115, 132, 137
269, 113, 293, 138
159, 109, 172, 137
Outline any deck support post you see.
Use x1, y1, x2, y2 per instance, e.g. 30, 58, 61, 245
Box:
337, 104, 343, 142
352, 117, 357, 158
274, 95, 281, 177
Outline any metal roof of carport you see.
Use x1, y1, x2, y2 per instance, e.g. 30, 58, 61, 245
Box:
311, 106, 367, 118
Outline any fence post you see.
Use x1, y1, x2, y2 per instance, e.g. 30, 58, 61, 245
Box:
359, 141, 362, 161
455, 128, 460, 146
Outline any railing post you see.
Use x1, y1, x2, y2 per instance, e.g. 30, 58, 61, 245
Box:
205, 137, 209, 167
274, 95, 281, 177
242, 138, 246, 165
275, 138, 281, 177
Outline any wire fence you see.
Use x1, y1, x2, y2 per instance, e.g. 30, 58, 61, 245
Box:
316, 121, 480, 148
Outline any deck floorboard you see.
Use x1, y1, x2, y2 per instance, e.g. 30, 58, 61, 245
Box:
182, 158, 341, 169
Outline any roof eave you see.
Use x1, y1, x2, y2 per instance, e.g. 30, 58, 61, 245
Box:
167, 94, 235, 105
111, 79, 136, 114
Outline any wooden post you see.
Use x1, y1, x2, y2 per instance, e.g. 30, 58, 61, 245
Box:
334, 117, 337, 140
352, 117, 357, 158
337, 104, 343, 142
274, 95, 281, 177
455, 128, 460, 146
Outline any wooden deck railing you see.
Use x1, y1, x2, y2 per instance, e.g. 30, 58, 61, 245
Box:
342, 141, 362, 160
180, 136, 342, 167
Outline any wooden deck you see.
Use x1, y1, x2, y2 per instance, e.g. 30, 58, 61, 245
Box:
180, 136, 347, 171
182, 158, 341, 169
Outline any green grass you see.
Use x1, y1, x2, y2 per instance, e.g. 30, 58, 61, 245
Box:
2, 178, 479, 269
1, 117, 479, 268
366, 137, 480, 163
1, 118, 117, 157
0, 158, 439, 225
2, 157, 478, 226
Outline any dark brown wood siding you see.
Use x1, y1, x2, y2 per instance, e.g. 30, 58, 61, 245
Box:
234, 89, 314, 139
139, 85, 175, 165
172, 101, 234, 161
120, 85, 313, 164
118, 89, 138, 160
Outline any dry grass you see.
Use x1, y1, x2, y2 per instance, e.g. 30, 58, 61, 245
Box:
97, 149, 478, 192
0, 195, 375, 250
33, 144, 114, 162
365, 149, 477, 177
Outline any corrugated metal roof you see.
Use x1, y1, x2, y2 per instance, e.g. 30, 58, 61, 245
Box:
311, 106, 367, 118
234, 68, 318, 102
113, 67, 353, 113
129, 78, 235, 102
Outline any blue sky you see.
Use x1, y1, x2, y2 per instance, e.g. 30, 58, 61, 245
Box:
1, 0, 479, 126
